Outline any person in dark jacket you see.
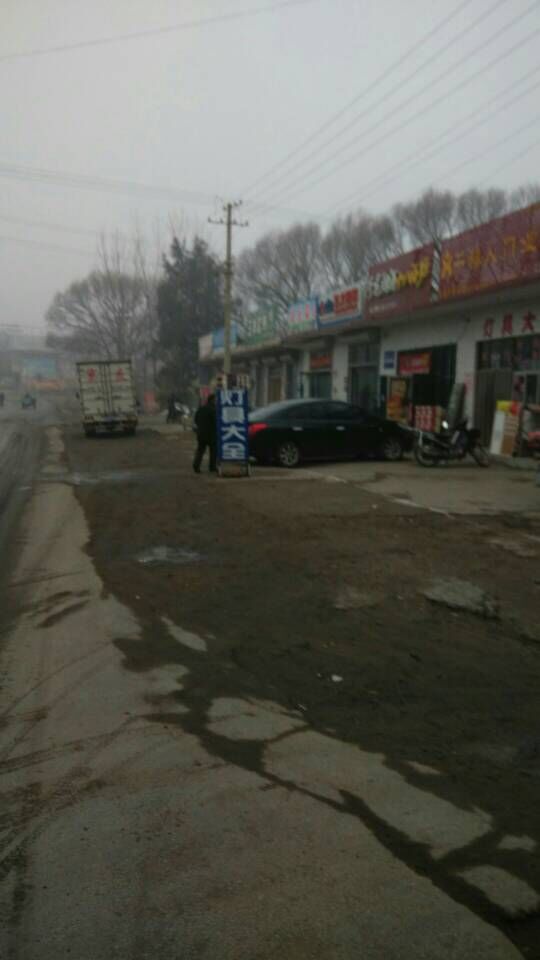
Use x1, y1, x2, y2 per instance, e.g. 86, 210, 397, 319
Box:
193, 394, 217, 473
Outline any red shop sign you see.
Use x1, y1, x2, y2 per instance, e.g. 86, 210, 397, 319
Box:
366, 244, 437, 321
440, 202, 540, 301
310, 351, 332, 370
398, 351, 431, 375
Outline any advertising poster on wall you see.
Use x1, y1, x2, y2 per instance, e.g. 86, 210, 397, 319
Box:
386, 378, 410, 424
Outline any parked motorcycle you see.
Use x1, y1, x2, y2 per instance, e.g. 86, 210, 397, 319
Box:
414, 418, 490, 467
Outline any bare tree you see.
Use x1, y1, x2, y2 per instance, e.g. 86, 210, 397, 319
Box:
508, 182, 540, 212
455, 188, 507, 232
392, 188, 456, 247
236, 222, 322, 319
46, 232, 159, 361
320, 211, 404, 287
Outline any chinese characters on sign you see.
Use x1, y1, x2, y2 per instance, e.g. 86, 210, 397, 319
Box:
366, 245, 436, 320
398, 351, 432, 376
482, 311, 537, 339
309, 351, 332, 370
318, 285, 362, 328
286, 297, 318, 334
439, 204, 540, 301
242, 304, 282, 346
217, 388, 249, 464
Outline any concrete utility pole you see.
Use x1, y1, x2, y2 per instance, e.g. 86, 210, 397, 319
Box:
209, 201, 248, 385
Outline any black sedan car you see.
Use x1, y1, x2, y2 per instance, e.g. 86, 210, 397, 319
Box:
248, 399, 413, 468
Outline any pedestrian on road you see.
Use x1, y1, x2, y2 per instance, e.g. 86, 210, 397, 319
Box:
193, 394, 217, 473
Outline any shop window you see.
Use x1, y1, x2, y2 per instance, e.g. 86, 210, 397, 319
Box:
517, 337, 533, 370
477, 334, 539, 372
501, 339, 516, 369
533, 337, 540, 370
349, 342, 378, 365
478, 342, 491, 370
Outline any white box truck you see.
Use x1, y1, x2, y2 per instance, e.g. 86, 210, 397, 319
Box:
77, 360, 138, 436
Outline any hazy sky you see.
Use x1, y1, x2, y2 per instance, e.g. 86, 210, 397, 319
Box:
2, 0, 539, 331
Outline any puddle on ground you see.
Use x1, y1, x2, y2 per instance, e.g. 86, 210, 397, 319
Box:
136, 546, 203, 565
162, 616, 207, 652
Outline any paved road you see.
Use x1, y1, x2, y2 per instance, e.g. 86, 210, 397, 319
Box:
0, 413, 535, 960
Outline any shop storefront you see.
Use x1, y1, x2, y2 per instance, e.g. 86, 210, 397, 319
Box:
366, 244, 449, 426
475, 308, 540, 442
348, 339, 380, 410
399, 344, 456, 414
437, 204, 540, 444
306, 348, 333, 398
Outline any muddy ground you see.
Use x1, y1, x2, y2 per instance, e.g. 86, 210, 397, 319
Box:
63, 425, 540, 957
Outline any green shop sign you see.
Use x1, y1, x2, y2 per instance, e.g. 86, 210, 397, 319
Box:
242, 305, 282, 346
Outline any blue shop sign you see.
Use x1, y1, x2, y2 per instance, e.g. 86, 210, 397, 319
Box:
212, 325, 238, 351
217, 388, 249, 463
383, 350, 396, 371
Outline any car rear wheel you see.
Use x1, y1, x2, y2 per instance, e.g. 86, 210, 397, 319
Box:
381, 436, 403, 461
277, 440, 300, 468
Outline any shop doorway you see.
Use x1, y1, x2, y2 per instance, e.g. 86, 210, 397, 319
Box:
475, 370, 513, 444
348, 341, 379, 412
350, 367, 378, 410
268, 371, 282, 403
390, 344, 456, 425
308, 371, 332, 398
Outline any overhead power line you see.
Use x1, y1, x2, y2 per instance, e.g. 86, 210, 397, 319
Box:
243, 0, 511, 204
479, 136, 540, 187
241, 0, 472, 197
0, 160, 319, 221
0, 0, 318, 64
0, 233, 94, 257
0, 160, 215, 205
329, 63, 540, 216
0, 213, 101, 237
250, 3, 540, 212
430, 112, 540, 187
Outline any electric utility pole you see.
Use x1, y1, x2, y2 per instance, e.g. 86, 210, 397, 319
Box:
209, 201, 248, 385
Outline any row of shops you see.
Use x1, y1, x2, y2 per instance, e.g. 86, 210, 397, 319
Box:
199, 202, 540, 447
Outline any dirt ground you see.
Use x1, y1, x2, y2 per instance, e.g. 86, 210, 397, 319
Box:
63, 425, 540, 957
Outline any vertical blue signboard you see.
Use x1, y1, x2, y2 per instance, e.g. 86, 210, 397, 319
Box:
217, 388, 250, 473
